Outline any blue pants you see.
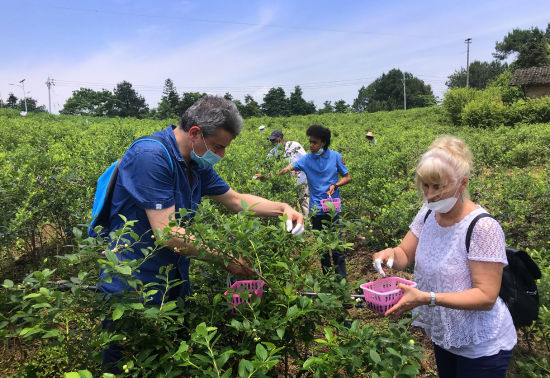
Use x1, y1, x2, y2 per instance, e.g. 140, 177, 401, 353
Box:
102, 275, 189, 373
433, 343, 513, 378
311, 213, 347, 279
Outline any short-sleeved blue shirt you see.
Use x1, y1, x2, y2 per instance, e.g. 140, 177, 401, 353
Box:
99, 125, 230, 304
292, 149, 348, 213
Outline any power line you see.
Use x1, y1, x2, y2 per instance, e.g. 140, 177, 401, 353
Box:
30, 3, 449, 39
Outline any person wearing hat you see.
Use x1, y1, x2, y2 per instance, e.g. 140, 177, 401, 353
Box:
280, 125, 351, 278
259, 130, 309, 214
366, 131, 377, 145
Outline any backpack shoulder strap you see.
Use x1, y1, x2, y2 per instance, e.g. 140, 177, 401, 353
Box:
423, 209, 432, 223
128, 135, 175, 173
466, 213, 494, 253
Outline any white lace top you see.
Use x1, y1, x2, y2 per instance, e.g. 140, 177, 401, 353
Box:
410, 205, 517, 358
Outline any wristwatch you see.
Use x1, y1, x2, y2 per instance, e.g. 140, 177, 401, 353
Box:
429, 292, 436, 307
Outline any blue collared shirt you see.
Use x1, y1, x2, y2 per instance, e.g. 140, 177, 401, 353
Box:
99, 125, 230, 303
292, 149, 348, 213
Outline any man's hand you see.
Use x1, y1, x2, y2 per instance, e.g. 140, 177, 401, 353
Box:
252, 173, 265, 180
284, 205, 304, 236
226, 256, 256, 276
327, 184, 337, 196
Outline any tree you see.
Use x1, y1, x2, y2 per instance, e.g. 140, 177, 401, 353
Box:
18, 97, 46, 113
261, 87, 288, 117
334, 100, 350, 113
178, 92, 206, 116
156, 79, 180, 119
6, 93, 18, 109
493, 25, 550, 68
289, 86, 316, 115
223, 92, 233, 101
446, 60, 509, 89
318, 101, 334, 114
352, 69, 436, 113
60, 88, 119, 116
113, 81, 149, 118
238, 94, 262, 118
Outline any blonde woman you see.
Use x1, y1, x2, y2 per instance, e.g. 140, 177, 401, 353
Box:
372, 136, 516, 377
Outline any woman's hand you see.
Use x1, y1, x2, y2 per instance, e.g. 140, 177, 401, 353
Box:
372, 248, 395, 276
384, 284, 430, 317
327, 184, 337, 196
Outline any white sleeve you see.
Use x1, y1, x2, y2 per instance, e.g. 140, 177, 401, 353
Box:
409, 204, 430, 238
468, 217, 508, 265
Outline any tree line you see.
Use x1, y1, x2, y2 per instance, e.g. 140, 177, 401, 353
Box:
1, 24, 548, 118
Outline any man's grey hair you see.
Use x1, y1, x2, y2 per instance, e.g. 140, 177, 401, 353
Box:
178, 95, 243, 137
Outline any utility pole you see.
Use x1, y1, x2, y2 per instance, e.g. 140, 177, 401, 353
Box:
10, 78, 27, 115
20, 79, 27, 114
465, 38, 472, 88
403, 72, 407, 110
45, 77, 55, 113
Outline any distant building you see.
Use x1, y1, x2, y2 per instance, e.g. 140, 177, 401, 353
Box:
509, 66, 550, 99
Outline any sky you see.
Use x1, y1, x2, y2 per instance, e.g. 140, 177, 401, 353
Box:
1, 0, 549, 113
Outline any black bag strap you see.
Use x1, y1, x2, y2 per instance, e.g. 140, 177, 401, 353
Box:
466, 213, 494, 253
423, 209, 432, 223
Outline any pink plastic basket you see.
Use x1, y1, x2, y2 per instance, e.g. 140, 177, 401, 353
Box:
360, 277, 417, 315
320, 197, 341, 212
225, 280, 264, 313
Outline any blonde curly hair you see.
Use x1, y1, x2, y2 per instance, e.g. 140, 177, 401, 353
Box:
415, 135, 473, 198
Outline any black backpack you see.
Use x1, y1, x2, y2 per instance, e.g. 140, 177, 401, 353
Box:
424, 210, 542, 328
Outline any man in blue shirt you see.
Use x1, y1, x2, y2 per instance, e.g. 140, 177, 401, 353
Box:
281, 125, 351, 278
100, 96, 304, 372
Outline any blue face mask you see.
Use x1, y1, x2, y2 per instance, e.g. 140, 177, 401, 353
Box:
314, 147, 324, 156
191, 133, 222, 167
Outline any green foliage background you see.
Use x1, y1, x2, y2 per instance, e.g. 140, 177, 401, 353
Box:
0, 104, 549, 376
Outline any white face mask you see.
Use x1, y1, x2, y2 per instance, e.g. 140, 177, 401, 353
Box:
424, 185, 460, 213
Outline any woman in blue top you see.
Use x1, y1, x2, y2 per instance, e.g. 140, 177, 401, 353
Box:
281, 125, 351, 278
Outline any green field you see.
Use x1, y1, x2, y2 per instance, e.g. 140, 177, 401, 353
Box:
0, 106, 549, 376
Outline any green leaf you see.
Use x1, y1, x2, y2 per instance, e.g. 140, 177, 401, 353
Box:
274, 262, 288, 269
112, 305, 125, 321
72, 228, 82, 239
42, 329, 61, 338
24, 293, 42, 299
64, 373, 81, 378
287, 305, 299, 317
370, 349, 381, 364
78, 370, 93, 378
129, 303, 144, 310
104, 249, 119, 265
3, 279, 13, 288
303, 356, 321, 369
276, 328, 285, 340
256, 343, 268, 361
115, 264, 132, 276
399, 364, 419, 376
238, 359, 252, 376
